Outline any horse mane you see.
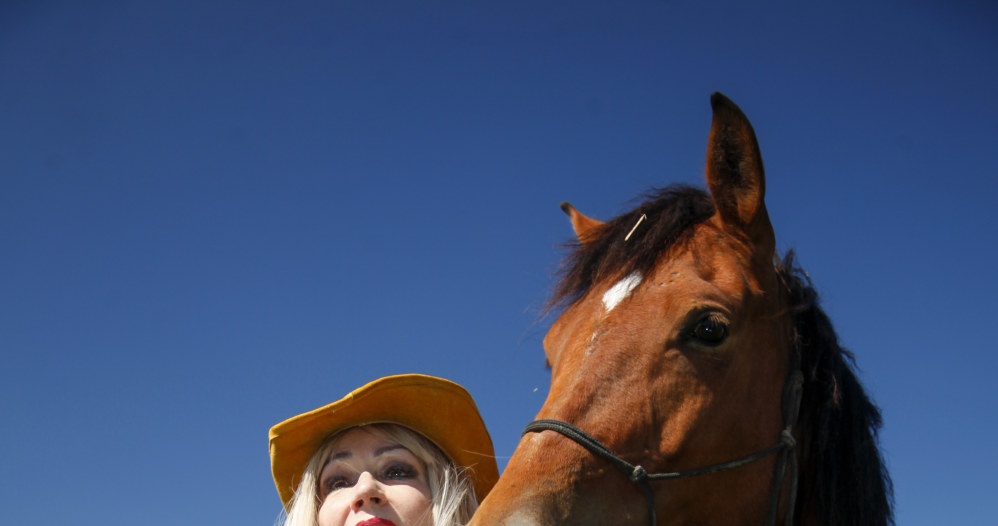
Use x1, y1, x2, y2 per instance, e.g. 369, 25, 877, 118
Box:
778, 254, 895, 525
550, 185, 894, 525
549, 185, 716, 311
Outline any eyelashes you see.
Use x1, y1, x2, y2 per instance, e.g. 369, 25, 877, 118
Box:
383, 463, 417, 480
320, 462, 420, 497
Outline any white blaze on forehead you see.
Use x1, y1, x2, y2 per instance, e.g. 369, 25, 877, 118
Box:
602, 271, 643, 312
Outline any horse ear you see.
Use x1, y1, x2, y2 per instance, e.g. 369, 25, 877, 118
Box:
560, 201, 604, 242
705, 92, 775, 258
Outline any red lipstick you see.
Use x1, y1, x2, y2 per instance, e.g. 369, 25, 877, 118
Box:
356, 518, 396, 526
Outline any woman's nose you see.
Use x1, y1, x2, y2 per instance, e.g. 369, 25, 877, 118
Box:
350, 471, 385, 511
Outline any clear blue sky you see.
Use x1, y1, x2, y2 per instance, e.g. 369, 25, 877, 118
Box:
2, 1, 995, 524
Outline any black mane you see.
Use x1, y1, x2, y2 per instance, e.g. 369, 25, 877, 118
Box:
778, 254, 895, 525
550, 186, 894, 525
549, 185, 715, 311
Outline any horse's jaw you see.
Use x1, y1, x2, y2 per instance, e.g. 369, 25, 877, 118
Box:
468, 432, 651, 526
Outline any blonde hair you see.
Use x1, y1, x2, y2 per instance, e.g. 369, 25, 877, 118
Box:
278, 424, 479, 526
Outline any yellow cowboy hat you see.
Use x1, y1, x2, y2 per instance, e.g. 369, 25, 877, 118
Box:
269, 374, 499, 509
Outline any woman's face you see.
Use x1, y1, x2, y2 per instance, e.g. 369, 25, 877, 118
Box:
316, 427, 433, 526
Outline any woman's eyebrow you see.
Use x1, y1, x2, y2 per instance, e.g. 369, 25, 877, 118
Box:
329, 451, 353, 462
327, 444, 406, 464
374, 445, 407, 457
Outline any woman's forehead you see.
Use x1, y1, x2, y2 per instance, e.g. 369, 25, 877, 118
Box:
323, 428, 414, 465
330, 444, 408, 462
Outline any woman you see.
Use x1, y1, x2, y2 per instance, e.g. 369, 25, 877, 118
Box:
270, 374, 499, 526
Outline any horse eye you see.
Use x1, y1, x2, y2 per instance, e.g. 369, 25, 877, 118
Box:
691, 315, 728, 345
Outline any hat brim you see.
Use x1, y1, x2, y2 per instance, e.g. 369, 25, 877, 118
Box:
269, 374, 498, 509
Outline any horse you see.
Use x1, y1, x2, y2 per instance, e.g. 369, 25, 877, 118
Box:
469, 93, 893, 526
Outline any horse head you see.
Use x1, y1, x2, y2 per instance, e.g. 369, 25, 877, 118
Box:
470, 94, 891, 526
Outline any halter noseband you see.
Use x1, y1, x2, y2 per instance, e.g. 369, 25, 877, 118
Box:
522, 361, 803, 526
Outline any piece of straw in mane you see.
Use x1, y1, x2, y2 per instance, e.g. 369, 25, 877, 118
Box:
550, 185, 715, 311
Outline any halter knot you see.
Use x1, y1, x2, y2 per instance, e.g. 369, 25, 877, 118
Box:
780, 428, 797, 448
629, 465, 649, 482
